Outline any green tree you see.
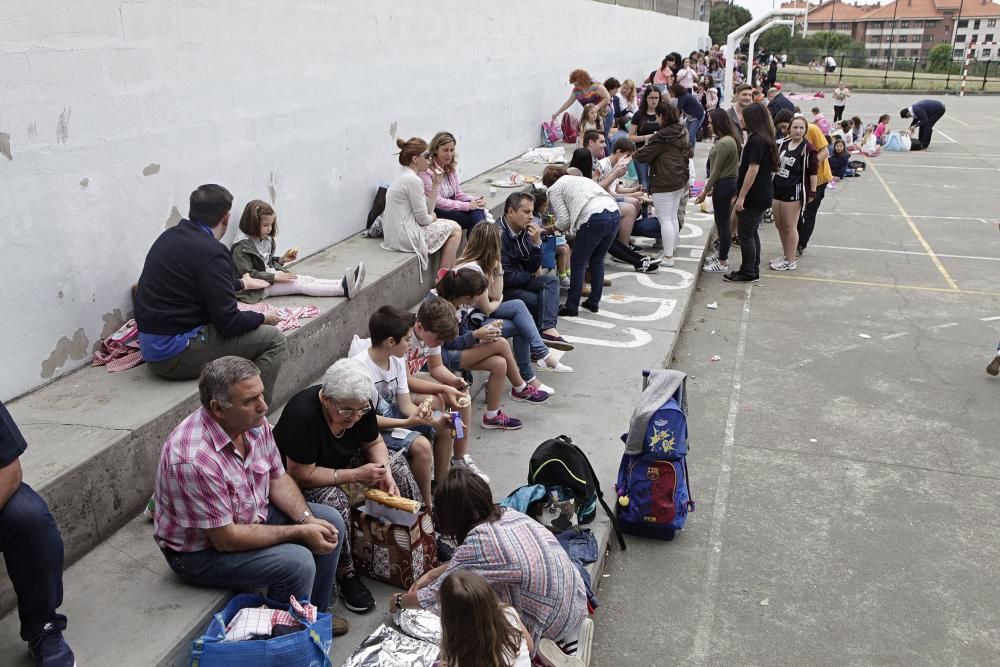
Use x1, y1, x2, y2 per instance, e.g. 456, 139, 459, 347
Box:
709, 4, 753, 46
758, 25, 792, 54
927, 43, 953, 73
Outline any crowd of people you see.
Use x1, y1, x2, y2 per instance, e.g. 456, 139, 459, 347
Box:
1, 45, 957, 667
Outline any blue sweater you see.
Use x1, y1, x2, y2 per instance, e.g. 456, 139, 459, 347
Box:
134, 219, 264, 338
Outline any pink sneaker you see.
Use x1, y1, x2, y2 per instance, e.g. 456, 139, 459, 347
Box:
482, 411, 523, 430
510, 384, 550, 403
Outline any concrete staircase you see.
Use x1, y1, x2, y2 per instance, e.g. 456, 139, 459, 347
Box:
0, 151, 560, 665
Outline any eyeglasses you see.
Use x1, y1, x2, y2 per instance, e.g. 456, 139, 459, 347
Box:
325, 398, 372, 418
421, 151, 433, 160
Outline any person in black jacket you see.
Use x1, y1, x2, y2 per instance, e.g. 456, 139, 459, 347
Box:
134, 184, 287, 403
766, 87, 795, 119
900, 99, 946, 149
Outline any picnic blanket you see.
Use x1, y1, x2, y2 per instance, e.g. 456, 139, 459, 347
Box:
788, 91, 826, 100
92, 303, 320, 372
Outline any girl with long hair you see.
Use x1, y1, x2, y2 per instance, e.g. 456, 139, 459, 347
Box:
725, 103, 778, 282
420, 131, 487, 231
628, 87, 662, 190
381, 137, 463, 272
438, 570, 533, 667
618, 79, 639, 117
695, 109, 743, 273
231, 200, 365, 302
770, 115, 818, 271
454, 222, 570, 379
577, 104, 602, 143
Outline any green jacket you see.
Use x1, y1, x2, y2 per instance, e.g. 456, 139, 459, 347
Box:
230, 237, 285, 303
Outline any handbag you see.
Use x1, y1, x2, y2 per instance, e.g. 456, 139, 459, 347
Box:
190, 593, 333, 667
350, 492, 439, 589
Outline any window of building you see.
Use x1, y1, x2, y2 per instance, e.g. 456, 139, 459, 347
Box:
926, 34, 934, 41
953, 48, 964, 57
899, 35, 908, 42
974, 19, 981, 29
984, 48, 992, 56
900, 20, 909, 28
958, 19, 969, 28
911, 49, 919, 57
989, 19, 996, 27
956, 34, 966, 42
986, 33, 995, 42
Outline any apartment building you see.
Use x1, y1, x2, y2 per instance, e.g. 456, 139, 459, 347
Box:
951, 0, 1000, 59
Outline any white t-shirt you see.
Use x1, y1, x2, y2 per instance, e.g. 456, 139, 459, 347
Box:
349, 336, 409, 410
405, 332, 441, 375
503, 606, 532, 667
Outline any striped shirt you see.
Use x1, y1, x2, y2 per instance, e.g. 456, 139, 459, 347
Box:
546, 175, 618, 237
417, 509, 587, 650
153, 407, 285, 552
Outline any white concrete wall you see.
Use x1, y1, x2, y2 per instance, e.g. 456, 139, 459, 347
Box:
0, 0, 707, 401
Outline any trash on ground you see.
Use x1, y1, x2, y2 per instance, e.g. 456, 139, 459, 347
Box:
710, 355, 722, 362
707, 301, 718, 309
809, 438, 818, 443
760, 599, 770, 606
859, 333, 872, 339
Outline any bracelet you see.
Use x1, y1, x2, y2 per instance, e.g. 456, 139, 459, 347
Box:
394, 593, 404, 609
333, 469, 339, 485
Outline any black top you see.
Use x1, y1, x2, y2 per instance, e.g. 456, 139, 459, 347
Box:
737, 133, 776, 210
773, 138, 806, 191
633, 112, 659, 136
134, 219, 264, 337
273, 385, 379, 470
767, 93, 795, 119
0, 401, 27, 468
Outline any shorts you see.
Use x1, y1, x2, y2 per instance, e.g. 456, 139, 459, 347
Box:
441, 347, 463, 372
380, 402, 435, 453
773, 184, 803, 203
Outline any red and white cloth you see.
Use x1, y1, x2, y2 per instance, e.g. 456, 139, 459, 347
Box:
223, 596, 318, 642
236, 303, 321, 332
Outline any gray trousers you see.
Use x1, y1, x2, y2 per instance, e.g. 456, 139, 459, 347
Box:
147, 324, 287, 404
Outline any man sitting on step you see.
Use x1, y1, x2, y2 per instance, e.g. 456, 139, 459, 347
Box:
134, 184, 287, 404
152, 357, 350, 635
0, 401, 76, 667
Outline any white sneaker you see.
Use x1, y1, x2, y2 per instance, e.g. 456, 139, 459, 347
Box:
450, 455, 490, 484
769, 255, 785, 268
537, 639, 586, 667
771, 259, 797, 271
703, 260, 728, 272
560, 276, 570, 288
537, 358, 574, 373
532, 380, 556, 395
704, 252, 719, 263
660, 257, 675, 267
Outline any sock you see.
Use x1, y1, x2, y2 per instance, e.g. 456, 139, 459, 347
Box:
485, 409, 499, 419
341, 276, 348, 292
514, 382, 527, 392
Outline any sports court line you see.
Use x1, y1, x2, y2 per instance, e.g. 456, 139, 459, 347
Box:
871, 163, 997, 171
817, 212, 998, 223
934, 128, 958, 144
760, 273, 1000, 297
982, 315, 1000, 322
761, 239, 1000, 262
942, 114, 970, 127
691, 283, 753, 664
869, 162, 960, 291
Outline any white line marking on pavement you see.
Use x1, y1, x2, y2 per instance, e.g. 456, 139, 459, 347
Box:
598, 294, 678, 321
604, 269, 695, 290
692, 284, 753, 663
559, 316, 616, 329
818, 212, 999, 223
926, 322, 959, 331
871, 163, 991, 170
935, 129, 958, 143
674, 256, 702, 262
760, 240, 1000, 262
561, 327, 652, 348
981, 316, 1000, 322
679, 223, 705, 239
882, 332, 911, 340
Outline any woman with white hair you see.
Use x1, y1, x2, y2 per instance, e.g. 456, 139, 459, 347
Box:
274, 358, 423, 614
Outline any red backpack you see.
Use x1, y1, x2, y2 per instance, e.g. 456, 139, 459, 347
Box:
560, 113, 578, 144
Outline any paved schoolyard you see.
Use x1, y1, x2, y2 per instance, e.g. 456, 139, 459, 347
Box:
592, 93, 1000, 665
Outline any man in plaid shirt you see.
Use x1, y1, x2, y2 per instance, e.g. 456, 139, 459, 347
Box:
153, 356, 348, 628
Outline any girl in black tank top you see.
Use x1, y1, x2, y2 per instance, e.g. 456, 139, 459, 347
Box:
770, 116, 817, 271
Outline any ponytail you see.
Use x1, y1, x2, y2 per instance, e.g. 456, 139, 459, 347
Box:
436, 268, 488, 302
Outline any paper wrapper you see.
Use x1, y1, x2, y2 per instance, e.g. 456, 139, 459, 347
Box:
393, 608, 442, 645
342, 624, 439, 667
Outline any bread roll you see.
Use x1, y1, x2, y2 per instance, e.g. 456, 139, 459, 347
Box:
366, 489, 420, 513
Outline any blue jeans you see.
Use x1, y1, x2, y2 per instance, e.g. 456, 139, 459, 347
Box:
686, 115, 703, 148
0, 483, 66, 644
632, 215, 661, 238
566, 210, 620, 313
504, 273, 561, 331
493, 298, 549, 381
161, 503, 345, 611
435, 207, 486, 231
634, 160, 650, 191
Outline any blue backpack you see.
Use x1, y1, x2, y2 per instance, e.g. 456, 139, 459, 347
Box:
615, 374, 694, 541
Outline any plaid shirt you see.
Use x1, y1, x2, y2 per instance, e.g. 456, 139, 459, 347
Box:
153, 407, 285, 552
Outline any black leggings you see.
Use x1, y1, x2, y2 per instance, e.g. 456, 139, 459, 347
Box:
711, 177, 737, 262
608, 239, 648, 268
833, 105, 845, 122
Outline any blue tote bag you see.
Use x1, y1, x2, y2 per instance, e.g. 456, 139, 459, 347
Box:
190, 593, 333, 667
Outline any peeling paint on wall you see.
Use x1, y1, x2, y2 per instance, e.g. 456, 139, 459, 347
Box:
164, 205, 182, 228
91, 309, 125, 352
268, 171, 278, 204
57, 107, 72, 145
27, 122, 38, 139
142, 162, 160, 176
80, 177, 90, 188
40, 328, 90, 379
0, 133, 12, 161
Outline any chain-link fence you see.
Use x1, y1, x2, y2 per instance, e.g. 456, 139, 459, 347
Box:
759, 50, 1000, 91
592, 0, 708, 22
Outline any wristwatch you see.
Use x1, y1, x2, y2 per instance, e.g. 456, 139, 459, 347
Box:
295, 510, 312, 524
393, 593, 404, 610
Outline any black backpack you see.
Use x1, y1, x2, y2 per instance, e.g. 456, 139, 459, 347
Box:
528, 436, 626, 550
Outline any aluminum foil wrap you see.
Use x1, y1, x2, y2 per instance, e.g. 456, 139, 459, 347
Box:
393, 608, 442, 645
342, 623, 439, 667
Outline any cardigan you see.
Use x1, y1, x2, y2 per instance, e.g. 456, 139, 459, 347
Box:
381, 169, 436, 270
546, 175, 618, 237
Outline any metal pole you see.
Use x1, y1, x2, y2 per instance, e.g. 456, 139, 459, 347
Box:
722, 9, 806, 108
983, 60, 992, 90
961, 41, 975, 96
947, 0, 966, 87
911, 56, 918, 89
884, 0, 899, 86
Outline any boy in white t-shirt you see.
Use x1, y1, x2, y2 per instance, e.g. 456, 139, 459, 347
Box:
351, 303, 487, 495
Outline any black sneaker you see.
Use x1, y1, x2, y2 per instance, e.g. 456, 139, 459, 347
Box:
635, 257, 660, 273
339, 573, 376, 613
582, 301, 600, 313
723, 271, 756, 283
797, 245, 805, 257
29, 632, 76, 667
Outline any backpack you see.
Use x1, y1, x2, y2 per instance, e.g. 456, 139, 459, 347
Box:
560, 113, 578, 145
528, 435, 626, 550
541, 119, 563, 146
615, 374, 694, 541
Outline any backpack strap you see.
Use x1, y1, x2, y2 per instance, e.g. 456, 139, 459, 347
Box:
565, 438, 627, 551
682, 456, 695, 512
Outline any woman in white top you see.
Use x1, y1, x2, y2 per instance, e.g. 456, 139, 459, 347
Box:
542, 165, 621, 317
381, 137, 462, 273
436, 567, 533, 666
